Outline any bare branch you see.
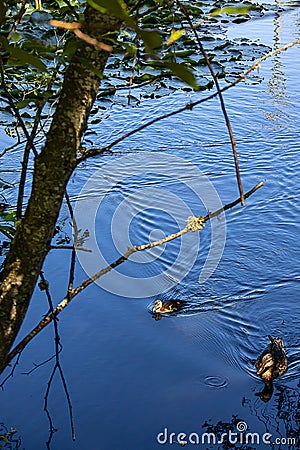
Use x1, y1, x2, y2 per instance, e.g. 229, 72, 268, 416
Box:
17, 64, 62, 219
21, 352, 60, 375
177, 0, 245, 204
77, 37, 300, 164
0, 352, 22, 390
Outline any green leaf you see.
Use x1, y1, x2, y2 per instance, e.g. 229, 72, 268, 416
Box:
210, 5, 256, 16
0, 37, 46, 71
87, 0, 135, 27
8, 47, 47, 71
167, 29, 184, 46
87, 0, 161, 50
164, 62, 198, 89
139, 29, 162, 51
0, 210, 16, 222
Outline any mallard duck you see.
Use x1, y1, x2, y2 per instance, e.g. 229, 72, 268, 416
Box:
255, 335, 288, 381
152, 299, 184, 314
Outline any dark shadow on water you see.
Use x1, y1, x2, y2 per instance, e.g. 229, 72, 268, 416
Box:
255, 381, 274, 402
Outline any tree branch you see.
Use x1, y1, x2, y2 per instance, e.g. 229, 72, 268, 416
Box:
0, 5, 123, 374
177, 0, 245, 204
76, 37, 300, 164
4, 181, 263, 368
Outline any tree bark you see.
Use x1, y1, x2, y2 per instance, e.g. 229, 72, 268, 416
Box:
0, 5, 121, 373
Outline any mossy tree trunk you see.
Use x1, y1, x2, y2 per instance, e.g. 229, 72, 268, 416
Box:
0, 6, 121, 373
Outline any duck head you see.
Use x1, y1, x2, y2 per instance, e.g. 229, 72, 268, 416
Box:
152, 300, 163, 313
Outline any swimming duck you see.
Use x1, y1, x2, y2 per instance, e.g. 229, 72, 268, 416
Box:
152, 299, 184, 314
255, 335, 288, 381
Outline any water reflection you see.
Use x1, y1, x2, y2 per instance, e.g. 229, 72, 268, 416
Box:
268, 3, 287, 104
244, 383, 300, 448
0, 423, 21, 449
256, 380, 274, 402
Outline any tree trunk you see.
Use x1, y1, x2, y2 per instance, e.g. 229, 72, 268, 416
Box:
0, 5, 121, 373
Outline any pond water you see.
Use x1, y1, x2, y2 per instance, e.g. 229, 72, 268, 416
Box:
1, 2, 300, 450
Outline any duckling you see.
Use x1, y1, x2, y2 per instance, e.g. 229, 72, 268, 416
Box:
152, 299, 184, 314
255, 335, 288, 381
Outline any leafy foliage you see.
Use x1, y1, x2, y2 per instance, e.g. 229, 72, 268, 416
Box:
0, 0, 273, 215
0, 0, 272, 129
0, 209, 16, 239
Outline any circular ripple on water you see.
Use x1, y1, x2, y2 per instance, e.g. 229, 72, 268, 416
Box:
204, 375, 229, 389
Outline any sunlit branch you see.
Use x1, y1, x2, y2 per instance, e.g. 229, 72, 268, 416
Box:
48, 20, 113, 52
4, 181, 263, 367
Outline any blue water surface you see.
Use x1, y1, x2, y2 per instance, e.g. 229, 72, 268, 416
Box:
0, 3, 299, 450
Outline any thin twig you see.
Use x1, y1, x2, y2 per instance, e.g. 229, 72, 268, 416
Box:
76, 37, 300, 164
0, 352, 22, 390
44, 364, 58, 448
73, 28, 113, 52
0, 59, 38, 157
5, 181, 263, 366
7, 0, 28, 40
0, 136, 24, 158
21, 351, 61, 375
17, 65, 62, 219
128, 35, 139, 105
16, 108, 42, 219
58, 363, 75, 441
0, 54, 39, 216
177, 0, 245, 204
50, 245, 92, 252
